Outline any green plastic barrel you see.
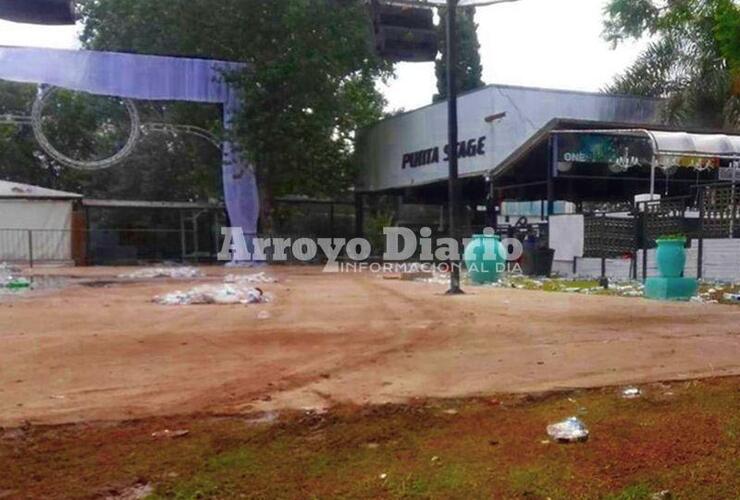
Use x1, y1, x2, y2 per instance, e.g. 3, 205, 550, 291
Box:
463, 234, 506, 284
656, 238, 686, 278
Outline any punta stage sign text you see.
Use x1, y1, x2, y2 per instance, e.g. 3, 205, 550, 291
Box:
401, 136, 487, 170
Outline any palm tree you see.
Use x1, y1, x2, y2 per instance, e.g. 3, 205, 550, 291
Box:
603, 0, 739, 130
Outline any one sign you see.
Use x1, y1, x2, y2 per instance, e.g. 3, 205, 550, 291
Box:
556, 133, 653, 167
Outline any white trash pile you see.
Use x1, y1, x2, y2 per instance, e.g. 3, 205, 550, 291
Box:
225, 272, 278, 284
154, 272, 277, 306
547, 416, 590, 443
691, 282, 735, 304
119, 267, 205, 280
154, 283, 270, 306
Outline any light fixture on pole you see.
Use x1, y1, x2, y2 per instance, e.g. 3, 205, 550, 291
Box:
0, 0, 75, 25
372, 0, 520, 295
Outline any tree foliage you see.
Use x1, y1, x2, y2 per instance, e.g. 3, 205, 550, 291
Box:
603, 0, 740, 130
434, 7, 485, 103
79, 0, 389, 216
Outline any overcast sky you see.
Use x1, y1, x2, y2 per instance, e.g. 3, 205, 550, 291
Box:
0, 0, 648, 112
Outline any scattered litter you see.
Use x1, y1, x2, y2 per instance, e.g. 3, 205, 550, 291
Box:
723, 293, 740, 302
691, 295, 718, 304
154, 284, 268, 306
546, 417, 589, 443
443, 409, 459, 415
379, 473, 388, 480
2, 277, 31, 289
415, 269, 452, 285
225, 272, 277, 284
431, 456, 440, 463
0, 263, 29, 289
119, 267, 204, 280
151, 429, 189, 439
651, 490, 673, 500
257, 310, 271, 320
104, 482, 153, 500
622, 387, 642, 399
245, 411, 279, 426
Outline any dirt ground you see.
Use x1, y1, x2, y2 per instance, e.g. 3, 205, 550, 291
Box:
1, 266, 739, 427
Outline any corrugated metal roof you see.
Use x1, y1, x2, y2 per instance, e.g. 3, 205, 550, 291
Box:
0, 180, 82, 199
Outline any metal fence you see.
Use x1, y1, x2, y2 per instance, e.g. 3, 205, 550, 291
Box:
0, 228, 200, 266
582, 183, 740, 280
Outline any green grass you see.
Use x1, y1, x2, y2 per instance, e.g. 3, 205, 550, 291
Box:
2, 378, 740, 499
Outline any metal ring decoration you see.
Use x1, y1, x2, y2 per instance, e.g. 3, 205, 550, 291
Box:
31, 87, 141, 171
142, 123, 223, 150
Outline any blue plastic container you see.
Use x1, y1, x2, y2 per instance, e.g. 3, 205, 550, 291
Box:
463, 234, 506, 284
656, 238, 686, 278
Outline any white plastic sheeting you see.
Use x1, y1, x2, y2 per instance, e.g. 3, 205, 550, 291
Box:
0, 46, 260, 255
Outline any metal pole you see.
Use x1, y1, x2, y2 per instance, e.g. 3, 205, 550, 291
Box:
698, 188, 705, 279
354, 193, 364, 238
179, 210, 187, 263
446, 0, 463, 295
212, 210, 220, 261
27, 230, 34, 268
731, 161, 737, 239
641, 205, 648, 281
547, 135, 555, 216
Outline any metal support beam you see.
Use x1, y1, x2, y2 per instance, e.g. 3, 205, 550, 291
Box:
27, 230, 34, 268
547, 135, 555, 216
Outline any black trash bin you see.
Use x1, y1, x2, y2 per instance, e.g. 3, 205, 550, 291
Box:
521, 247, 555, 277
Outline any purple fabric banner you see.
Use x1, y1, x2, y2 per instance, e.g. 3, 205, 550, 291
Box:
0, 46, 259, 260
